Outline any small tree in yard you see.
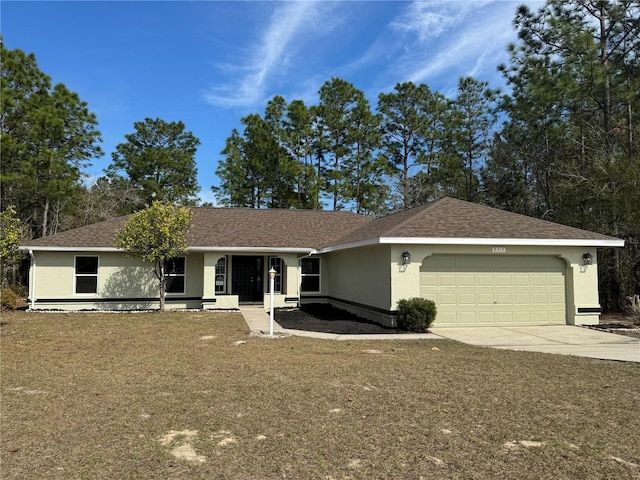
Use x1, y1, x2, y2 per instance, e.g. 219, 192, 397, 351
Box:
396, 298, 437, 332
1, 206, 23, 288
115, 201, 193, 312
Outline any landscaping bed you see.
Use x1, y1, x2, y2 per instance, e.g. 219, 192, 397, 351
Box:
275, 303, 406, 334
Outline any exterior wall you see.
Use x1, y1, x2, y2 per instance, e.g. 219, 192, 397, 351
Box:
27, 244, 603, 325
319, 246, 394, 325
391, 244, 602, 326
29, 251, 204, 311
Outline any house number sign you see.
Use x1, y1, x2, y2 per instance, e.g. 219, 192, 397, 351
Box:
492, 247, 506, 253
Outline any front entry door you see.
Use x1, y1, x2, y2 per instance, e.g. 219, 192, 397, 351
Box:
232, 256, 263, 302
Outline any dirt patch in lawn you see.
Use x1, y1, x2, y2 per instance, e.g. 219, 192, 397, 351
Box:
275, 303, 407, 334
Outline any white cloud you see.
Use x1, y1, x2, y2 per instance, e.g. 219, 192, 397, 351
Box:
203, 1, 337, 109
383, 1, 545, 93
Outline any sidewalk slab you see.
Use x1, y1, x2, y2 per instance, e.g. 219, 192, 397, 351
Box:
430, 325, 640, 362
239, 306, 283, 334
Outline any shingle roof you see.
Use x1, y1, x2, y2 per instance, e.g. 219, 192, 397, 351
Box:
21, 208, 371, 250
332, 197, 618, 246
21, 197, 621, 251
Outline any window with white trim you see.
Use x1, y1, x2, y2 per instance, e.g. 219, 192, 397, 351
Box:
300, 257, 320, 293
269, 256, 283, 293
75, 256, 99, 294
215, 256, 227, 294
165, 257, 186, 294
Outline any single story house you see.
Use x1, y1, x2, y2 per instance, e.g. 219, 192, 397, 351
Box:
20, 197, 624, 327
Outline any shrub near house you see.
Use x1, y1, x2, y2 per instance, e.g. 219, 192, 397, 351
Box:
396, 298, 437, 332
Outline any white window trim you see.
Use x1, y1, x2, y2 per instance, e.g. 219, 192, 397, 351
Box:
269, 256, 283, 294
165, 256, 186, 295
215, 256, 227, 294
300, 257, 321, 294
74, 255, 99, 296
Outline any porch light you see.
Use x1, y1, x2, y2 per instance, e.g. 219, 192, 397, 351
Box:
269, 267, 276, 336
402, 251, 411, 265
582, 253, 593, 266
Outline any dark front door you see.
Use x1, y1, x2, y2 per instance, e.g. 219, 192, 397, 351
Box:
232, 256, 263, 302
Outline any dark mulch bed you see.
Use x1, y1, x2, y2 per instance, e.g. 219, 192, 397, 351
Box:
275, 303, 407, 334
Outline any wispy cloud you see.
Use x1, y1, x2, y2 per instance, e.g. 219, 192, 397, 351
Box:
203, 1, 336, 109
373, 1, 544, 95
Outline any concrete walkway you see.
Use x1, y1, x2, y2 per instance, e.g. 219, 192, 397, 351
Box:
430, 325, 640, 363
239, 309, 639, 362
239, 306, 284, 335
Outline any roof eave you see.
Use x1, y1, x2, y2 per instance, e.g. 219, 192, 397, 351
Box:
320, 237, 624, 252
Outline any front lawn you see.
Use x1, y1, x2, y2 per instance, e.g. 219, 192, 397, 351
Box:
1, 311, 639, 479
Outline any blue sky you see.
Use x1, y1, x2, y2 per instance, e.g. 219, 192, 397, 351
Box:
2, 0, 543, 205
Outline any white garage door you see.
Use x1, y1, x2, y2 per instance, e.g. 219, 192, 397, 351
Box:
420, 255, 566, 326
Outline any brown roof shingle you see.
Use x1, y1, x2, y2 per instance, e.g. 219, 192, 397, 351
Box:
21, 198, 620, 251
333, 197, 618, 245
22, 208, 371, 250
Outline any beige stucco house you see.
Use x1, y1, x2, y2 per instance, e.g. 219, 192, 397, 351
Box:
20, 197, 623, 327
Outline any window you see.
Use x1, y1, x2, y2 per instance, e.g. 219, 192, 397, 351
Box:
269, 256, 283, 293
300, 257, 320, 293
75, 256, 98, 294
165, 257, 186, 294
215, 256, 227, 294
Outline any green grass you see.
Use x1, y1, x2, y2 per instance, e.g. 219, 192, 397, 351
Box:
1, 311, 639, 479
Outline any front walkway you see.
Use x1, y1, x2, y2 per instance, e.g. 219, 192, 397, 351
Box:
239, 306, 284, 334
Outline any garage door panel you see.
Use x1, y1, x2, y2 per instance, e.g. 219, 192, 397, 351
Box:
477, 293, 494, 304
458, 275, 475, 286
421, 255, 566, 326
514, 293, 531, 304
439, 293, 457, 305
440, 275, 456, 287
495, 275, 512, 286
459, 293, 476, 305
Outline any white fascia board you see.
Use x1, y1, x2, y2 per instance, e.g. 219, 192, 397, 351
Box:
318, 236, 624, 253
184, 246, 317, 254
377, 237, 625, 247
21, 245, 318, 254
19, 246, 123, 252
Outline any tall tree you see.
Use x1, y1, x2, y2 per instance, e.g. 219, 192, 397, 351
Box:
446, 77, 499, 202
1, 40, 103, 238
107, 118, 200, 206
115, 201, 193, 312
378, 82, 449, 209
497, 0, 640, 307
284, 99, 320, 209
317, 78, 387, 211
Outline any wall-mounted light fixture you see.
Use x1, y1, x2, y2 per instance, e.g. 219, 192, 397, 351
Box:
582, 253, 593, 266
402, 251, 411, 265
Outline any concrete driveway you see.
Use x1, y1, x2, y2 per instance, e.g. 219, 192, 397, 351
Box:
429, 325, 640, 363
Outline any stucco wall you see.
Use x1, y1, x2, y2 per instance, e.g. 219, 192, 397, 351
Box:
324, 245, 391, 311
29, 250, 205, 311
391, 244, 602, 325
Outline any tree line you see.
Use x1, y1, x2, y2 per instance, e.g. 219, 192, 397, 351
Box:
1, 1, 639, 309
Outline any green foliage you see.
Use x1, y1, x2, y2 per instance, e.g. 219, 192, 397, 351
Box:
495, 0, 640, 308
1, 39, 103, 238
396, 298, 437, 332
0, 206, 23, 287
107, 118, 200, 206
1, 287, 19, 310
114, 201, 194, 311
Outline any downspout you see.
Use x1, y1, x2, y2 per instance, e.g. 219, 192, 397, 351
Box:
28, 250, 36, 310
